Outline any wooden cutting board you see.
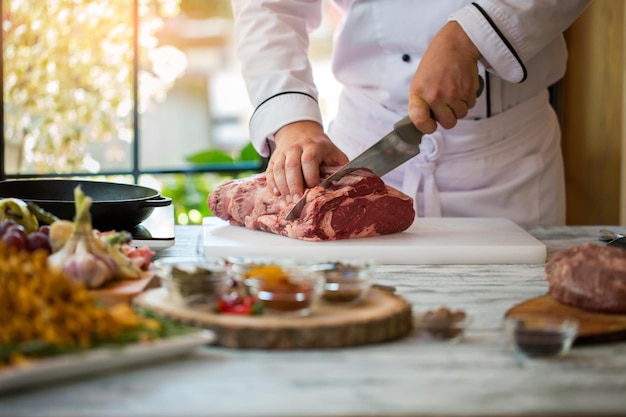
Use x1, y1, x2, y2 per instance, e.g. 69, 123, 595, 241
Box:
91, 270, 161, 307
505, 295, 626, 345
134, 287, 413, 349
202, 217, 547, 265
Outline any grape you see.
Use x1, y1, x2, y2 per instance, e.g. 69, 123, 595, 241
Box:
0, 219, 18, 237
2, 230, 26, 251
5, 224, 27, 241
26, 231, 52, 253
0, 221, 53, 253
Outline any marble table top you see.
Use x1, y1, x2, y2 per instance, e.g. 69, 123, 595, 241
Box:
1, 224, 625, 417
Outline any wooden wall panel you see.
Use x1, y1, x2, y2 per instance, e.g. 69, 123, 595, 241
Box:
561, 0, 624, 225
622, 5, 626, 224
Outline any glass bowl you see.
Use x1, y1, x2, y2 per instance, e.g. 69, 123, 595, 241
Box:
305, 259, 374, 305
504, 314, 579, 359
219, 256, 295, 316
225, 256, 295, 283
420, 306, 471, 343
155, 257, 228, 310
245, 265, 323, 317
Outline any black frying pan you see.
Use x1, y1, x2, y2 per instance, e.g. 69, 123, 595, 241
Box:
0, 179, 172, 231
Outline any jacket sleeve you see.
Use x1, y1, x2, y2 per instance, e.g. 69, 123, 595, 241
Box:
231, 0, 324, 156
450, 0, 591, 83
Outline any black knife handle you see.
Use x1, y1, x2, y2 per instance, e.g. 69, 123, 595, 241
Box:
477, 75, 485, 98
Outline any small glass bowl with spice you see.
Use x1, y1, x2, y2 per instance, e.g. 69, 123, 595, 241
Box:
420, 306, 472, 343
225, 256, 295, 284
217, 256, 286, 316
504, 314, 579, 359
155, 257, 228, 311
244, 264, 324, 317
305, 259, 375, 305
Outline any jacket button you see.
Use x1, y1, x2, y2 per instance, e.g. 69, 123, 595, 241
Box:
402, 54, 411, 62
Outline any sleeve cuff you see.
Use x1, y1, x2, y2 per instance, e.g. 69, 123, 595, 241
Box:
249, 92, 324, 156
450, 4, 527, 83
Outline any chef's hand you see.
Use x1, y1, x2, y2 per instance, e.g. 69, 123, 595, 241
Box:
408, 21, 482, 134
268, 120, 349, 202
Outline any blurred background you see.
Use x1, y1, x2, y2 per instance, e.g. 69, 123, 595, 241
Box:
1, 1, 624, 226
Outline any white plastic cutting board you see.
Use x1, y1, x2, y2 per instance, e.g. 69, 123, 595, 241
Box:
202, 217, 546, 265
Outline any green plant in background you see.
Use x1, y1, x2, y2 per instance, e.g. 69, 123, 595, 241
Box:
186, 142, 261, 167
160, 142, 264, 225
160, 174, 214, 225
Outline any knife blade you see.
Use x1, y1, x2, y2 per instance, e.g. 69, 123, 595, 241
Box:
284, 115, 423, 221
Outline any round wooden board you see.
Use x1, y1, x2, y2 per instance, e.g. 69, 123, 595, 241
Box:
134, 287, 413, 349
505, 294, 626, 345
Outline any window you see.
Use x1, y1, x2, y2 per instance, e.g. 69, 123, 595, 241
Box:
1, 0, 338, 224
1, 0, 261, 223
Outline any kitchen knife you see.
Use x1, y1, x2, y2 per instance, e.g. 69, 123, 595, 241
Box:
284, 115, 423, 221
284, 76, 484, 221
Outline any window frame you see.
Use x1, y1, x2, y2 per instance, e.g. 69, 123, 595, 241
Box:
0, 0, 263, 183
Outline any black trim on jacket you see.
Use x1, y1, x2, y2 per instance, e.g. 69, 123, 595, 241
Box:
253, 91, 318, 159
252, 91, 318, 117
471, 2, 527, 82
485, 71, 491, 117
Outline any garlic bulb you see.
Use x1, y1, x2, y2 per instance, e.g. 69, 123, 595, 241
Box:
47, 186, 141, 288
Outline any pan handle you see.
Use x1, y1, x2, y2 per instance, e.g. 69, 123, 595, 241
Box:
140, 195, 172, 208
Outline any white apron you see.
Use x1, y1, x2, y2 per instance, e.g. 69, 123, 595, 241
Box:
328, 89, 565, 227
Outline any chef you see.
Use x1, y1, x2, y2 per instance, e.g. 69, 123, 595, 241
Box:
229, 0, 591, 226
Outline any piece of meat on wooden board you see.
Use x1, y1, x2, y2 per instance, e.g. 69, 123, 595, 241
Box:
545, 243, 626, 313
207, 167, 415, 241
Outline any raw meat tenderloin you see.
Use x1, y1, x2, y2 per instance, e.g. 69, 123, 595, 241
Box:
545, 242, 626, 313
207, 167, 415, 241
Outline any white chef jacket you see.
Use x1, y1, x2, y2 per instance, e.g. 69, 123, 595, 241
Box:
230, 0, 591, 226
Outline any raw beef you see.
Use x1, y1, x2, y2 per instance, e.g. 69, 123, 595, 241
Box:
545, 243, 626, 313
207, 167, 415, 241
